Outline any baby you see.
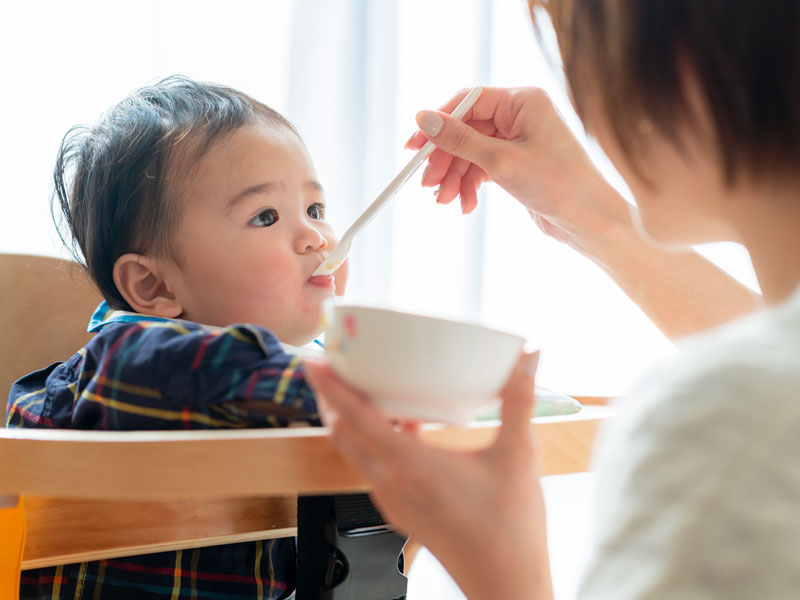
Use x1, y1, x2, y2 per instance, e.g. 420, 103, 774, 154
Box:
7, 76, 347, 599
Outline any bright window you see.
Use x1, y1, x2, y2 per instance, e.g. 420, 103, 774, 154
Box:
0, 0, 757, 396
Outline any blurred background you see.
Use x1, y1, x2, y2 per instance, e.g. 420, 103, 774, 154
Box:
0, 0, 758, 396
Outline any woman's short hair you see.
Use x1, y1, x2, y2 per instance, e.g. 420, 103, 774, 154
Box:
54, 75, 298, 309
528, 1, 800, 182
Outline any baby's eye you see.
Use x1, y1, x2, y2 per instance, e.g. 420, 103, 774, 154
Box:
307, 203, 326, 220
249, 208, 278, 227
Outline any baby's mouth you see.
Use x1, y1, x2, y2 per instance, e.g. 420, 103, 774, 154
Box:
308, 274, 335, 288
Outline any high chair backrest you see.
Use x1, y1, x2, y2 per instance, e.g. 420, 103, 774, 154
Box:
1, 253, 101, 411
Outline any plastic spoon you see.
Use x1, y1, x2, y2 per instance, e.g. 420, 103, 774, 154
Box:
312, 86, 483, 276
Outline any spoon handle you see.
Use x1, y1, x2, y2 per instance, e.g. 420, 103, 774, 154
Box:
313, 86, 482, 276
344, 86, 482, 240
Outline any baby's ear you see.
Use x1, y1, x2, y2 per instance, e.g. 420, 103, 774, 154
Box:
113, 253, 183, 318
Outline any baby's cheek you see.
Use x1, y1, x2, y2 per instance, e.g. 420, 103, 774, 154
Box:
255, 253, 296, 285
231, 257, 296, 309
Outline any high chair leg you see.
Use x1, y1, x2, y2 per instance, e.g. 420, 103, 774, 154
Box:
0, 494, 25, 600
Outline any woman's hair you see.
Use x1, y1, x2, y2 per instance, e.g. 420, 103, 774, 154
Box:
528, 1, 800, 182
54, 75, 298, 309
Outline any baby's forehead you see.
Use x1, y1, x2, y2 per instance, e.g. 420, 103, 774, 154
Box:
211, 119, 304, 164
182, 118, 296, 164
168, 121, 314, 210
169, 120, 282, 177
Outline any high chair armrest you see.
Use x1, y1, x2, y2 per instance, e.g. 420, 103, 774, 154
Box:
1, 408, 610, 500
1, 407, 611, 571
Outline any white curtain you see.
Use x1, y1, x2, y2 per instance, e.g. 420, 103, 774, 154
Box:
0, 0, 757, 395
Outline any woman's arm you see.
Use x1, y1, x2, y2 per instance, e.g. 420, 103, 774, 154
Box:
409, 86, 760, 339
566, 182, 761, 339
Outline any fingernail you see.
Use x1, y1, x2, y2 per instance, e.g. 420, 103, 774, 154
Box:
404, 131, 417, 148
422, 165, 430, 182
521, 351, 540, 377
416, 111, 443, 137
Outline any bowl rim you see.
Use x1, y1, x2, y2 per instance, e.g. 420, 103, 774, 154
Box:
326, 302, 526, 344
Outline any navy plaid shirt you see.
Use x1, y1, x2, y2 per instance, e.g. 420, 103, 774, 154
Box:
7, 303, 322, 599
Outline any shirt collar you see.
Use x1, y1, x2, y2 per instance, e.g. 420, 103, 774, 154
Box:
87, 301, 174, 333
87, 301, 326, 351
280, 339, 325, 357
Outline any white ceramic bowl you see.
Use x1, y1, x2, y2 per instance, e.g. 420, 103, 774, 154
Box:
323, 303, 526, 424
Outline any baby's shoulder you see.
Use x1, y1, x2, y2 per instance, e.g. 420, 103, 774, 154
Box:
83, 319, 286, 369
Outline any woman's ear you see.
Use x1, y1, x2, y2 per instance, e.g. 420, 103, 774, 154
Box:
113, 253, 183, 318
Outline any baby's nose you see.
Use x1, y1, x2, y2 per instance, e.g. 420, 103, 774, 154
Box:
297, 225, 328, 252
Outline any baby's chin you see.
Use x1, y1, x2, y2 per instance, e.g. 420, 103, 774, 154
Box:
270, 316, 324, 347
279, 328, 323, 347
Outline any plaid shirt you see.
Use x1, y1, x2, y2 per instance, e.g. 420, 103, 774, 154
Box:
6, 303, 322, 599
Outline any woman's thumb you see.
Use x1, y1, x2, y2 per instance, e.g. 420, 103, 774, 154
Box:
495, 351, 539, 449
416, 110, 499, 168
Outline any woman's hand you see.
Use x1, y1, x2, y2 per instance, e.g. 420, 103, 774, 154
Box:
407, 86, 763, 338
303, 353, 554, 600
408, 86, 629, 249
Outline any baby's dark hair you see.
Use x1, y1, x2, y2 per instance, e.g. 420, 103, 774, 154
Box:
54, 75, 298, 310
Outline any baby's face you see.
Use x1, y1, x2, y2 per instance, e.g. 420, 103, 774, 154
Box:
159, 121, 347, 345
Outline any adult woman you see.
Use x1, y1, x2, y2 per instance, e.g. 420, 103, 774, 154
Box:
306, 1, 800, 598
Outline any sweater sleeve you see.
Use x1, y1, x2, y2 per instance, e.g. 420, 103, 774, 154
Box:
579, 356, 800, 599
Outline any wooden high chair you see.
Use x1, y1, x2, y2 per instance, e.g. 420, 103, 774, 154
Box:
0, 254, 100, 401
0, 253, 608, 599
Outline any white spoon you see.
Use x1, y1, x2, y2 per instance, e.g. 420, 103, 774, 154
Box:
312, 86, 483, 276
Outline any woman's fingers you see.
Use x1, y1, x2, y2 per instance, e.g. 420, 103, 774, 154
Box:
421, 147, 455, 188
303, 360, 400, 484
494, 351, 540, 453
405, 87, 484, 149
405, 130, 426, 150
437, 158, 471, 205
418, 117, 496, 211
303, 360, 366, 418
415, 109, 506, 173
423, 120, 493, 187
304, 359, 452, 530
303, 360, 426, 464
459, 163, 489, 214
